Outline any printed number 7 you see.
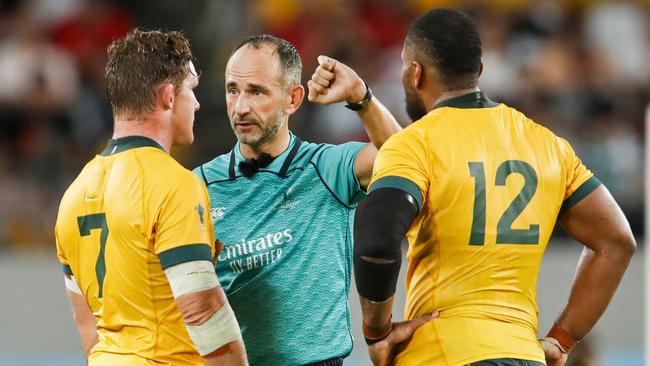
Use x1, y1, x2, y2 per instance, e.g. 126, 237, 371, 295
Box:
78, 213, 109, 298
468, 160, 539, 245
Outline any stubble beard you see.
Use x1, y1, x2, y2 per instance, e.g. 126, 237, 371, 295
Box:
404, 85, 428, 122
231, 107, 286, 148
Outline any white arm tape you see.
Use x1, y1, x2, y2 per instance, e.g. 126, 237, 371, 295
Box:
64, 275, 82, 294
164, 260, 220, 297
186, 300, 242, 355
164, 260, 242, 355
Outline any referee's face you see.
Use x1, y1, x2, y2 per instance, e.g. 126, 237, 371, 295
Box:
225, 45, 289, 148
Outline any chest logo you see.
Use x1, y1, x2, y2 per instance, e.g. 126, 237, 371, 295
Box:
197, 204, 206, 230
279, 186, 300, 211
211, 207, 225, 221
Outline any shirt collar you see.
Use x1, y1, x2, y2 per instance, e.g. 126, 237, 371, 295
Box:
100, 136, 165, 156
433, 91, 499, 110
233, 132, 298, 174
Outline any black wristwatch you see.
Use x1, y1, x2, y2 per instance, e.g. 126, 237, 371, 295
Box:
345, 83, 372, 111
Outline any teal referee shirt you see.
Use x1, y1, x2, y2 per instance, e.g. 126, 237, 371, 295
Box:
194, 132, 366, 365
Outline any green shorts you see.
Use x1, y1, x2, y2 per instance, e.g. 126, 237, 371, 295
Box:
467, 359, 545, 366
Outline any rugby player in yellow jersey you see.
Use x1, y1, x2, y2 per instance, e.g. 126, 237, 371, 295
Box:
353, 9, 636, 366
55, 29, 247, 365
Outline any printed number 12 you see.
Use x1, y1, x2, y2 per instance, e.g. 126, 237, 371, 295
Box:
468, 160, 539, 245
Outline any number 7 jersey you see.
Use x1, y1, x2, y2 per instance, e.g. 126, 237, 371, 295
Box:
369, 92, 600, 366
55, 136, 215, 365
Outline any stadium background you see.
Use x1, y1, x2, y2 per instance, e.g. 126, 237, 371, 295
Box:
0, 0, 645, 365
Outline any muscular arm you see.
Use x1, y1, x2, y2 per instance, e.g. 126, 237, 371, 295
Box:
307, 55, 402, 189
550, 185, 636, 349
175, 287, 247, 365
165, 261, 248, 366
354, 188, 418, 334
64, 276, 98, 358
353, 96, 403, 189
354, 188, 436, 365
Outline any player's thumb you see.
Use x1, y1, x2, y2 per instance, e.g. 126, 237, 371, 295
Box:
390, 312, 438, 343
317, 55, 336, 71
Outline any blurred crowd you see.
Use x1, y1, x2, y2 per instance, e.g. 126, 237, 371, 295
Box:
0, 0, 647, 250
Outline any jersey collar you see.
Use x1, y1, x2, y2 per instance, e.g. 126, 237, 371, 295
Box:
228, 132, 302, 179
434, 92, 498, 109
99, 136, 165, 156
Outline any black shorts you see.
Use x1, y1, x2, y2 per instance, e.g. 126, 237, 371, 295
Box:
468, 358, 545, 366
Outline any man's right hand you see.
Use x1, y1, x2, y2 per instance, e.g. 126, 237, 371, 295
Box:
367, 312, 438, 366
540, 337, 568, 366
307, 55, 366, 106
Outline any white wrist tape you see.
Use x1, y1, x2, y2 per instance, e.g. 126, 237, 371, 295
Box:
64, 275, 82, 294
186, 301, 242, 355
164, 260, 242, 355
164, 260, 220, 297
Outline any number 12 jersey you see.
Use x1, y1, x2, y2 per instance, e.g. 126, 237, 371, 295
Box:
370, 92, 600, 366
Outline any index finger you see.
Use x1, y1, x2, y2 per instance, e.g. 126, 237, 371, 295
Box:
315, 66, 335, 81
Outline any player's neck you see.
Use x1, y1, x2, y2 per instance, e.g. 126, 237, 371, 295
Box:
430, 87, 481, 111
113, 117, 171, 153
240, 131, 291, 160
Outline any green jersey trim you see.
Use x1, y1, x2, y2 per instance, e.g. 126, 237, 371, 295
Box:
370, 176, 423, 212
560, 176, 602, 214
100, 136, 165, 156
159, 244, 213, 269
434, 92, 499, 109
63, 264, 73, 276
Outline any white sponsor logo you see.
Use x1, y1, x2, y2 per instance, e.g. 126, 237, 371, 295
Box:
211, 207, 225, 221
279, 186, 299, 211
218, 229, 294, 273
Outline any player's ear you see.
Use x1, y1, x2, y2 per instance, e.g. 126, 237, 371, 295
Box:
285, 84, 304, 116
412, 61, 423, 90
159, 83, 175, 110
478, 61, 484, 78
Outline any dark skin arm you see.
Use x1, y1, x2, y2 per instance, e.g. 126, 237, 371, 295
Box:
543, 185, 635, 366
360, 295, 437, 366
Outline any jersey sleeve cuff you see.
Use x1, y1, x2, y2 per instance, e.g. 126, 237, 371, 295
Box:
370, 176, 423, 212
159, 244, 213, 270
62, 264, 73, 276
560, 176, 602, 214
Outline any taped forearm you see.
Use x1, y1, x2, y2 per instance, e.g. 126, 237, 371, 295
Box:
164, 260, 242, 356
354, 188, 418, 302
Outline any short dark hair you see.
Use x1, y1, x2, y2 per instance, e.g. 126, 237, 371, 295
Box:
105, 29, 193, 119
406, 9, 482, 90
233, 34, 302, 88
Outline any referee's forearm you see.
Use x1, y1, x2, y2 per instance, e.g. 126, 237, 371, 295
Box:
357, 98, 402, 149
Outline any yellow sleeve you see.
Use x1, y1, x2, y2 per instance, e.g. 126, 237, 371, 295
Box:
558, 137, 601, 212
55, 225, 73, 276
369, 128, 430, 211
151, 171, 215, 269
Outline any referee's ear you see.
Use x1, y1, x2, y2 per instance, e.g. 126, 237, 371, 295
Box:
285, 84, 305, 116
478, 62, 484, 78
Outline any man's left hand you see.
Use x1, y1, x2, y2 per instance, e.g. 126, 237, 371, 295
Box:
367, 312, 438, 366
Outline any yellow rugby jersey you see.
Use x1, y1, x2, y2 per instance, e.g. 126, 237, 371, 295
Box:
55, 136, 215, 366
369, 92, 600, 366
